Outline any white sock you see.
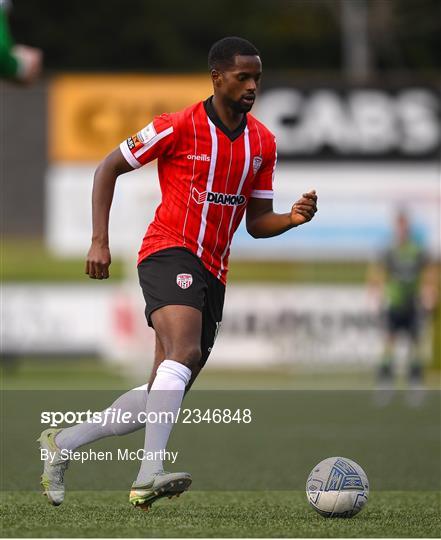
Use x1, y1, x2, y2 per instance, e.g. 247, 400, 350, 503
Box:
55, 385, 148, 452
135, 359, 191, 484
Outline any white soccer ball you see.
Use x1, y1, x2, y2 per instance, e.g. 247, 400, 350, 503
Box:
306, 457, 369, 518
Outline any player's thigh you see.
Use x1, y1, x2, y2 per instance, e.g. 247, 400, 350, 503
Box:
388, 308, 418, 340
151, 304, 203, 365
138, 247, 207, 366
385, 309, 401, 337
405, 309, 420, 342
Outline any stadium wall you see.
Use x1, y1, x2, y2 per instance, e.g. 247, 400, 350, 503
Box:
1, 80, 47, 235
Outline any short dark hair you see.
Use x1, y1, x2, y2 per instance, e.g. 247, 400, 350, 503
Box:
208, 36, 260, 71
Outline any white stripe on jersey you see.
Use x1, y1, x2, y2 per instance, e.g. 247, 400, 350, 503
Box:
182, 111, 198, 245
271, 138, 277, 183
119, 141, 141, 169
218, 127, 250, 278
255, 122, 263, 155
250, 189, 274, 199
134, 126, 174, 158
196, 118, 218, 258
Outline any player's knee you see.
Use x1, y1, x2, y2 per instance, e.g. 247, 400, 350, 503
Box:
170, 345, 202, 369
182, 345, 202, 368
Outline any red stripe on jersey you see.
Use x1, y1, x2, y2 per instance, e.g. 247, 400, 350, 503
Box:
120, 100, 276, 284
209, 141, 233, 273
196, 117, 218, 260
217, 127, 250, 280
181, 111, 197, 246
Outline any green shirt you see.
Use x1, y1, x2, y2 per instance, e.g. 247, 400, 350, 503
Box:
0, 7, 19, 77
383, 240, 426, 309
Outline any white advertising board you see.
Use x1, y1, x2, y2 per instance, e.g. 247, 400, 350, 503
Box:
46, 162, 440, 260
2, 284, 390, 368
216, 284, 384, 367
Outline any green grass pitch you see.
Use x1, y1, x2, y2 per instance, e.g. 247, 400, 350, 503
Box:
2, 360, 440, 537
1, 490, 440, 537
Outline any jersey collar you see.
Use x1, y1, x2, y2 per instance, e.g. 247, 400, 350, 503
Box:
203, 96, 247, 142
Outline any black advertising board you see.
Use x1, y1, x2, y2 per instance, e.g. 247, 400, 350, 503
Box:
256, 84, 440, 161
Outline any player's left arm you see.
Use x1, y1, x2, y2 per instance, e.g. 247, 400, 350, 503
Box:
420, 261, 439, 311
246, 192, 318, 238
246, 132, 317, 238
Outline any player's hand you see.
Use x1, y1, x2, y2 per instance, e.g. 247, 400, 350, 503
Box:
12, 45, 43, 84
290, 190, 318, 226
85, 242, 111, 279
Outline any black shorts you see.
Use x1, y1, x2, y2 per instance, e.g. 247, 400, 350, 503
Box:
385, 306, 419, 339
137, 247, 225, 366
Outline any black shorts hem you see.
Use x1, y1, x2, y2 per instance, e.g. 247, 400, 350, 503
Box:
146, 302, 204, 328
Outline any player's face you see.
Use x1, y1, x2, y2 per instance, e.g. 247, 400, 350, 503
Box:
396, 215, 410, 244
214, 55, 262, 113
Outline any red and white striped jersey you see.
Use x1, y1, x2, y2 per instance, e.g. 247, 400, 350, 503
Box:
119, 97, 276, 284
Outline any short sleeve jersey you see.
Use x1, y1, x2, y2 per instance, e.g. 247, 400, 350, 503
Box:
119, 97, 277, 284
382, 240, 427, 309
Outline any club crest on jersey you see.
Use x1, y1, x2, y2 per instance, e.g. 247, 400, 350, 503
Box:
252, 156, 263, 175
176, 273, 193, 289
192, 187, 246, 206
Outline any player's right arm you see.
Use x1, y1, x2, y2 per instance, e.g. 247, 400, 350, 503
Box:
85, 148, 134, 279
420, 260, 439, 312
85, 113, 175, 279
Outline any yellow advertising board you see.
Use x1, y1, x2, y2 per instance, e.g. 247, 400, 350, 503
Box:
49, 74, 212, 162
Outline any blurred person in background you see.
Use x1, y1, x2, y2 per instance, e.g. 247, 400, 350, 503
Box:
368, 210, 438, 393
0, 0, 42, 84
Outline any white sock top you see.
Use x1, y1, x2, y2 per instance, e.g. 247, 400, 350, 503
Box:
155, 359, 192, 387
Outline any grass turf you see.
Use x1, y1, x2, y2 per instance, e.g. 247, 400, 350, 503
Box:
0, 238, 125, 282
2, 362, 440, 537
2, 237, 369, 283
3, 357, 441, 391
1, 490, 439, 537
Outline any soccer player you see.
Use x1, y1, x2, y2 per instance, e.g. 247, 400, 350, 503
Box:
369, 211, 438, 392
38, 37, 318, 509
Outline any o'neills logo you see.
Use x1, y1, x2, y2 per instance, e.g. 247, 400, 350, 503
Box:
187, 154, 210, 161
192, 187, 246, 206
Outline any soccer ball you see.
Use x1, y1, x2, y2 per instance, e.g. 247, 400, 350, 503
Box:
306, 457, 369, 518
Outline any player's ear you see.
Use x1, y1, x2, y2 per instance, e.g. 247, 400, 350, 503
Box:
211, 69, 222, 88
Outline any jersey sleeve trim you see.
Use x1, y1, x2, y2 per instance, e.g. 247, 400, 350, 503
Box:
119, 141, 142, 169
250, 189, 274, 199
134, 126, 174, 159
